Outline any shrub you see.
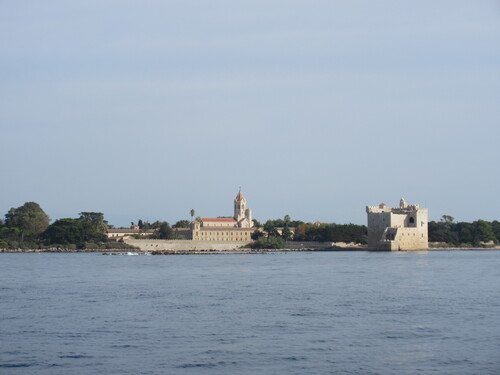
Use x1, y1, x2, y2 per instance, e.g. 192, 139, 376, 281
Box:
251, 236, 285, 249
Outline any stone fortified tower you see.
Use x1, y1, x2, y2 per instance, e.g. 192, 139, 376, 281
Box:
366, 198, 428, 251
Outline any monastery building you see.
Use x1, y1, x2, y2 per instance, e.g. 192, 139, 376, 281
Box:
191, 190, 255, 242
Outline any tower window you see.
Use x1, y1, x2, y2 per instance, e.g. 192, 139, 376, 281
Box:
409, 217, 415, 224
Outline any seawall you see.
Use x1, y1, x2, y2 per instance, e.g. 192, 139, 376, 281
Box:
124, 239, 251, 251
124, 239, 365, 252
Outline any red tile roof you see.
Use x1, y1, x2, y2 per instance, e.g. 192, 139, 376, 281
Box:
202, 218, 236, 222
199, 227, 254, 232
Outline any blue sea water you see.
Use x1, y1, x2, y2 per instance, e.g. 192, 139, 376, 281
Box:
1, 251, 499, 375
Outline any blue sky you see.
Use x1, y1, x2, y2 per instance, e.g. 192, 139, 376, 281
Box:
1, 1, 499, 226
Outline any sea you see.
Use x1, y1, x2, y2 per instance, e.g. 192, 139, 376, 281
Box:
1, 250, 499, 375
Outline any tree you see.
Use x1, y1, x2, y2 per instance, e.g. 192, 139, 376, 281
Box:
4, 202, 50, 237
42, 213, 108, 247
263, 220, 279, 238
473, 220, 496, 244
251, 236, 285, 249
158, 222, 173, 239
456, 222, 474, 245
251, 230, 265, 240
79, 212, 107, 232
281, 226, 293, 241
252, 219, 262, 228
42, 218, 86, 245
190, 209, 195, 221
441, 215, 455, 224
284, 215, 291, 226
140, 221, 153, 229
173, 220, 190, 228
428, 221, 449, 243
492, 221, 500, 244
293, 224, 308, 241
288, 222, 367, 243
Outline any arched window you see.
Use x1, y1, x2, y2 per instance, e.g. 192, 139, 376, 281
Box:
409, 217, 415, 224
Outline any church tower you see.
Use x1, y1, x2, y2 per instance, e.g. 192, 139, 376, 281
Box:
234, 188, 253, 228
234, 188, 246, 222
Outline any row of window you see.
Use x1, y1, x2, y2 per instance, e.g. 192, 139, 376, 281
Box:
195, 237, 248, 241
199, 232, 249, 236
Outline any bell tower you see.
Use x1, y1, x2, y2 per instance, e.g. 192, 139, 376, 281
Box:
234, 188, 246, 222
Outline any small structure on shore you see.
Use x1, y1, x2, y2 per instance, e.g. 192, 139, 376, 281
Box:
106, 224, 156, 240
366, 198, 428, 251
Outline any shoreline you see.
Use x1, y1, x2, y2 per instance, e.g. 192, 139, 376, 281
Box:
1, 246, 500, 254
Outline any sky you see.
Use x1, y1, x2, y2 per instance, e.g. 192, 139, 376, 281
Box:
1, 1, 499, 227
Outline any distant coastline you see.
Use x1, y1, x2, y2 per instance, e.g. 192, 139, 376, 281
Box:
2, 246, 500, 254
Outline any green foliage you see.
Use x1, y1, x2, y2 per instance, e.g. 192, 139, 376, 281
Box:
263, 220, 280, 237
251, 230, 265, 240
136, 220, 159, 230
441, 215, 455, 224
41, 214, 107, 248
293, 223, 367, 244
428, 219, 499, 246
158, 222, 173, 239
281, 226, 293, 241
263, 218, 304, 229
0, 226, 23, 241
173, 220, 190, 228
250, 236, 285, 249
140, 221, 152, 229
0, 202, 50, 248
492, 221, 500, 242
252, 219, 262, 228
4, 202, 50, 237
474, 220, 496, 243
79, 212, 108, 232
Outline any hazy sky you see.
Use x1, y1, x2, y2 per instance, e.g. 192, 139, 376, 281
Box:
1, 1, 499, 226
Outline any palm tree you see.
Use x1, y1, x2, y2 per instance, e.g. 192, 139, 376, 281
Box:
284, 214, 291, 227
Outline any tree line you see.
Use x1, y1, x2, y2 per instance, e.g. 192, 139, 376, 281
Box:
0, 202, 189, 249
0, 202, 131, 250
428, 216, 500, 247
250, 217, 368, 249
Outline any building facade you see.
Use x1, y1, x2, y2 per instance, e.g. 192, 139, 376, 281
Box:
106, 225, 156, 240
366, 198, 428, 251
191, 190, 255, 242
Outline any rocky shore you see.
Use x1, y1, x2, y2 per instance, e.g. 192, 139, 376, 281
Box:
1, 247, 366, 254
2, 246, 499, 254
0, 248, 139, 253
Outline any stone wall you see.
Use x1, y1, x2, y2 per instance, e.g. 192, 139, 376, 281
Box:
125, 239, 366, 252
125, 239, 252, 251
284, 241, 363, 249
